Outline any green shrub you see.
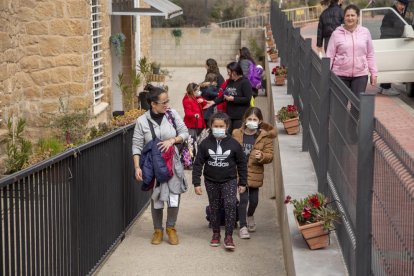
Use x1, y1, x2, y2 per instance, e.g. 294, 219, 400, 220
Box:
5, 118, 32, 174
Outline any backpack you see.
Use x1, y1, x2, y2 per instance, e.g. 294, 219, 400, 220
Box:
248, 62, 263, 89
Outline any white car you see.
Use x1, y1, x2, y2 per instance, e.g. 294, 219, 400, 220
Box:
361, 5, 414, 96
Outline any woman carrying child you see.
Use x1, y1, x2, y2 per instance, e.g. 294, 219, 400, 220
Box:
192, 112, 247, 250
232, 107, 276, 239
200, 73, 219, 126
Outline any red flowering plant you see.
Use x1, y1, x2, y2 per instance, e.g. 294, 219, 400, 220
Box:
276, 104, 299, 122
271, 65, 287, 76
284, 192, 340, 230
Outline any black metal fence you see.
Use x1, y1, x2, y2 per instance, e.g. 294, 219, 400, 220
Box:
271, 1, 414, 275
0, 124, 150, 275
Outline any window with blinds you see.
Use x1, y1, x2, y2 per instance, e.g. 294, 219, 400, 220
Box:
91, 0, 104, 105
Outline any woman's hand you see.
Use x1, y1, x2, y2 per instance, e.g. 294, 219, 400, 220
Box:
254, 150, 263, 160
370, 75, 377, 86
195, 186, 203, 195
224, 95, 234, 101
158, 138, 175, 152
197, 98, 204, 103
203, 101, 214, 109
135, 167, 143, 181
238, 186, 246, 194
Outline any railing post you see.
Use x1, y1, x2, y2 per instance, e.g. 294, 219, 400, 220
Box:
301, 38, 312, 152
318, 57, 331, 194
355, 93, 375, 276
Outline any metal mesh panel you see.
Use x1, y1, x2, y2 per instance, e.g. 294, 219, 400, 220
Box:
372, 125, 414, 276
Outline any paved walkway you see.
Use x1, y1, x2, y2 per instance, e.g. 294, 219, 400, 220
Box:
95, 67, 286, 276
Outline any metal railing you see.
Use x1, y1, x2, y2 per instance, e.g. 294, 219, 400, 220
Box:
216, 5, 323, 29
216, 13, 270, 28
271, 1, 414, 275
0, 124, 150, 275
282, 5, 323, 27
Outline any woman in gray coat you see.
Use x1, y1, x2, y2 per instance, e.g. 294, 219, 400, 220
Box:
132, 85, 189, 245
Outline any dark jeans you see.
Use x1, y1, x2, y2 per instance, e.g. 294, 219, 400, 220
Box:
238, 187, 259, 228
323, 36, 331, 52
205, 179, 238, 236
338, 75, 368, 97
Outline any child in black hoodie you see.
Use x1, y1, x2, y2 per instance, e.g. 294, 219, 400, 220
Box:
193, 112, 247, 250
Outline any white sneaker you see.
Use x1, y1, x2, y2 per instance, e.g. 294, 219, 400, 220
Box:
247, 216, 256, 232
379, 88, 400, 96
239, 226, 250, 239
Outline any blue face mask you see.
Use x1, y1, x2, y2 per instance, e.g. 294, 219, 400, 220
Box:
212, 128, 226, 138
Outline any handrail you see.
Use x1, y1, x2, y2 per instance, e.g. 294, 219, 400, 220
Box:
216, 13, 270, 28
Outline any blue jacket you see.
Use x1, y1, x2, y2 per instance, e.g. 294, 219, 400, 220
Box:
139, 138, 172, 190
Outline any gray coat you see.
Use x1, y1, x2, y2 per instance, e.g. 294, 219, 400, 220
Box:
239, 59, 251, 78
132, 109, 189, 156
132, 109, 189, 197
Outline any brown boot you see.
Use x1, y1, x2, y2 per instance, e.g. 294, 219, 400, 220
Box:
166, 227, 179, 245
151, 229, 163, 245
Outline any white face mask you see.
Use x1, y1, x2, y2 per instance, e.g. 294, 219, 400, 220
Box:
212, 128, 226, 138
195, 91, 202, 97
246, 121, 259, 130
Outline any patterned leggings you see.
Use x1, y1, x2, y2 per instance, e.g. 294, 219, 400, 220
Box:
205, 179, 238, 236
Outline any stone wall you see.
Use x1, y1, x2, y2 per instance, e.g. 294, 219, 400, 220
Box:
0, 0, 112, 139
150, 28, 265, 67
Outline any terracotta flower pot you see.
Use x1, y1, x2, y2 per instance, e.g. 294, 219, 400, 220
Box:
275, 75, 285, 86
295, 218, 330, 250
270, 53, 278, 62
282, 117, 300, 135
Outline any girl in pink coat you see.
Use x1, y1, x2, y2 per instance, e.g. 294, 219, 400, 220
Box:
326, 4, 378, 96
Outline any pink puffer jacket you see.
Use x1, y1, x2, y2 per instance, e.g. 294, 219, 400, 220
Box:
326, 25, 377, 78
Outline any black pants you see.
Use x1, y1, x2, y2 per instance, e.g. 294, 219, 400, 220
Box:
205, 179, 238, 236
238, 187, 259, 228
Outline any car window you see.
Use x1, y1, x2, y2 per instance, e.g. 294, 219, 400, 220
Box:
361, 8, 408, 40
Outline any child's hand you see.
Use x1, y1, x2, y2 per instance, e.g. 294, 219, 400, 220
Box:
195, 186, 203, 195
238, 186, 246, 194
254, 150, 263, 160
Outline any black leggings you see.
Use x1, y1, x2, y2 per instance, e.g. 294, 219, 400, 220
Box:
205, 179, 238, 236
238, 187, 259, 228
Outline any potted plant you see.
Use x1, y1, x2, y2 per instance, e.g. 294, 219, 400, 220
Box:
171, 28, 183, 46
266, 36, 274, 47
267, 47, 278, 62
110, 33, 126, 57
284, 193, 341, 249
151, 61, 161, 75
276, 104, 299, 134
271, 65, 287, 86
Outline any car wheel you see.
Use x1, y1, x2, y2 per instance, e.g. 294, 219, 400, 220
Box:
406, 83, 414, 97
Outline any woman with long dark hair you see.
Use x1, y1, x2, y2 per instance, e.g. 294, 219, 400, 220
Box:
210, 62, 253, 133
132, 85, 189, 246
205, 58, 225, 88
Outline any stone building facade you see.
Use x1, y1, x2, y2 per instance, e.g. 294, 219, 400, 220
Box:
0, 0, 153, 169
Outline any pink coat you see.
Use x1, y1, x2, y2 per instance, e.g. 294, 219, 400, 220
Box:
326, 25, 377, 78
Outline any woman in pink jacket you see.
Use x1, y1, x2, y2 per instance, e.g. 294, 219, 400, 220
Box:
326, 4, 378, 96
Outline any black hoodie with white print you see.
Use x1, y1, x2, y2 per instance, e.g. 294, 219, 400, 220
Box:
192, 134, 247, 187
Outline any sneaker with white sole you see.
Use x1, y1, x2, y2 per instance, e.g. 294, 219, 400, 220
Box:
247, 216, 256, 232
379, 88, 400, 96
239, 226, 250, 239
224, 235, 235, 250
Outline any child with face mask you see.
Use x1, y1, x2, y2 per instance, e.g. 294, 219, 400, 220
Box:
232, 107, 276, 239
192, 112, 247, 250
183, 82, 207, 140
